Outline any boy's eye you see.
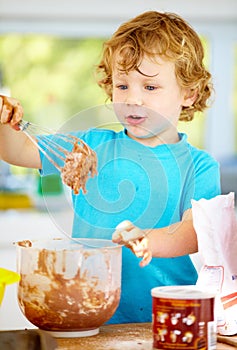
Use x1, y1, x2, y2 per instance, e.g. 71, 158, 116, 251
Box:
145, 85, 156, 91
117, 85, 128, 90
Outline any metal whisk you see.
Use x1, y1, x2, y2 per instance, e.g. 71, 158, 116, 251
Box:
19, 120, 97, 194
19, 119, 70, 170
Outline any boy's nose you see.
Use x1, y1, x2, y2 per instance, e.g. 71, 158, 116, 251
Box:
125, 91, 143, 106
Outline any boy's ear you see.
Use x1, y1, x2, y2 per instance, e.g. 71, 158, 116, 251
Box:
182, 88, 198, 107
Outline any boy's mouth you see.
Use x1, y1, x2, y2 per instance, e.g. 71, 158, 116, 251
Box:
125, 115, 147, 125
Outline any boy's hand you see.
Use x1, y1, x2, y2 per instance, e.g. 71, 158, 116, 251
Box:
112, 220, 152, 267
0, 95, 24, 129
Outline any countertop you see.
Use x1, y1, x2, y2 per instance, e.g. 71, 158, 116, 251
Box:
56, 323, 237, 350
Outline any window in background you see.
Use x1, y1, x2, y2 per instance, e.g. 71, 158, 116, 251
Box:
178, 36, 210, 149
0, 35, 107, 128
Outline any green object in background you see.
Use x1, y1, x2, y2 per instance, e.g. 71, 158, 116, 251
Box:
37, 174, 63, 196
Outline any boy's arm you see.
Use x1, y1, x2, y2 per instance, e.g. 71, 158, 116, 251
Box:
0, 95, 41, 169
112, 209, 198, 267
147, 209, 197, 258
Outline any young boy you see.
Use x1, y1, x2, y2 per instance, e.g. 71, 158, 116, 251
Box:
0, 11, 220, 324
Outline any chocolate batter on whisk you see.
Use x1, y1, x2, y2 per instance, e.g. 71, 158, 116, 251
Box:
61, 139, 97, 195
18, 120, 97, 195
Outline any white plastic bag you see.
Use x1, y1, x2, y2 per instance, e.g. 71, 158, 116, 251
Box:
192, 192, 237, 335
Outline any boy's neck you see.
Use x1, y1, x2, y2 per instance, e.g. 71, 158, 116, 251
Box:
126, 128, 180, 147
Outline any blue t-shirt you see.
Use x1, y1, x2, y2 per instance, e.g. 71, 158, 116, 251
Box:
38, 128, 221, 324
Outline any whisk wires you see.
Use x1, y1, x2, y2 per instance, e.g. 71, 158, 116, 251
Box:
18, 120, 98, 195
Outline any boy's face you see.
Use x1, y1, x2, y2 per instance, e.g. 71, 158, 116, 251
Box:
112, 55, 193, 146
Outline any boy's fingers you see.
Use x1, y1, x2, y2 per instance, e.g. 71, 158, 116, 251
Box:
112, 230, 123, 243
139, 251, 152, 267
113, 220, 142, 244
0, 95, 23, 126
115, 222, 145, 243
1, 104, 13, 123
132, 238, 152, 267
11, 104, 24, 126
0, 97, 2, 116
0, 96, 13, 123
113, 221, 152, 267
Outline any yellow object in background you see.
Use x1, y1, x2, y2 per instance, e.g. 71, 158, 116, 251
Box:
0, 268, 20, 305
0, 192, 33, 210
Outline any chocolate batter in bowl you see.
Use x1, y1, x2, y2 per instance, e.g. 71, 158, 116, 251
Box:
16, 238, 122, 338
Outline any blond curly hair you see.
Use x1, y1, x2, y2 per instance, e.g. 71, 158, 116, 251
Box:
96, 11, 213, 121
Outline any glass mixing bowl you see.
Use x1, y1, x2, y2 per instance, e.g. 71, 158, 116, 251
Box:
16, 238, 122, 337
